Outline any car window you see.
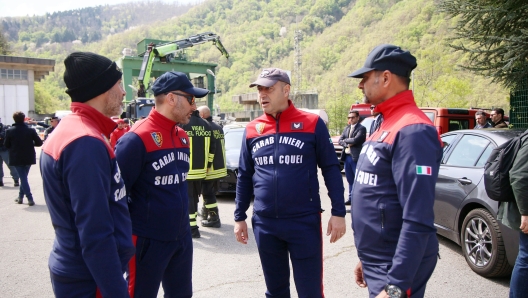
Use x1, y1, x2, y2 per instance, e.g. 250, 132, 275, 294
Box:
225, 129, 245, 151
423, 112, 434, 123
448, 119, 470, 131
445, 134, 490, 167
441, 134, 458, 155
360, 117, 374, 135
475, 143, 495, 167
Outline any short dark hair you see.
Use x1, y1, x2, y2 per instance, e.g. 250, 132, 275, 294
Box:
492, 108, 504, 117
475, 111, 486, 117
13, 111, 25, 124
349, 110, 360, 117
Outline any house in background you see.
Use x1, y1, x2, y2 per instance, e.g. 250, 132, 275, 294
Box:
0, 55, 55, 125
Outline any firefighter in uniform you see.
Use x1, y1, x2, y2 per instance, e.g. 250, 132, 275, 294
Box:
198, 105, 227, 228
181, 107, 215, 238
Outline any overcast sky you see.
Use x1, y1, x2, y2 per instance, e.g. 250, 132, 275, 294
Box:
0, 0, 199, 17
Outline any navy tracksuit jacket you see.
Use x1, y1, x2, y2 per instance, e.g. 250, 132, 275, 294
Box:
352, 90, 442, 297
235, 101, 345, 297
115, 108, 192, 297
40, 103, 134, 298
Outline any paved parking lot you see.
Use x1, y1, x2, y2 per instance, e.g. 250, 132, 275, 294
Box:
0, 147, 511, 297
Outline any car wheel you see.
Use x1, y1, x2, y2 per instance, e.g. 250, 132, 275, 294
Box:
460, 208, 512, 277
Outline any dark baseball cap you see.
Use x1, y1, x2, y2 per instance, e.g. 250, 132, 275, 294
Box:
348, 44, 417, 78
249, 68, 291, 88
151, 71, 209, 98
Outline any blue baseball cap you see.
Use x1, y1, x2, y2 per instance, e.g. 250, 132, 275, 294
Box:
348, 44, 417, 78
151, 71, 209, 98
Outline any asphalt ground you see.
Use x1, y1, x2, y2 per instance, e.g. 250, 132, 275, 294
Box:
0, 147, 511, 297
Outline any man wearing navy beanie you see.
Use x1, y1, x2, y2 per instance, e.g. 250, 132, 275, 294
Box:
40, 52, 134, 298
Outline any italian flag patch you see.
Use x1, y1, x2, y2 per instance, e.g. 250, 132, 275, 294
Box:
416, 165, 432, 175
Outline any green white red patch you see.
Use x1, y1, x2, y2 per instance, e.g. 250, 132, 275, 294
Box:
416, 165, 432, 175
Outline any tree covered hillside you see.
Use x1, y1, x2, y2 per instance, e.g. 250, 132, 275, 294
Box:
1, 0, 509, 133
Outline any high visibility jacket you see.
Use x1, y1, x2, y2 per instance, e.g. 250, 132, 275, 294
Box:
204, 117, 227, 180
181, 111, 215, 180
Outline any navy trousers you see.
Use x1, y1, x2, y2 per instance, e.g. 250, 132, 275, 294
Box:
510, 232, 528, 298
50, 272, 102, 298
361, 249, 437, 298
252, 213, 324, 298
344, 155, 356, 202
128, 234, 193, 298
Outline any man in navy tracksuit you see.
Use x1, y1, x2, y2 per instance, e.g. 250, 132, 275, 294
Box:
40, 52, 134, 297
349, 45, 442, 298
234, 68, 346, 298
116, 71, 207, 298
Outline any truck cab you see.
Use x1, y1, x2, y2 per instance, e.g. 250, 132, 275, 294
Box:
125, 98, 155, 120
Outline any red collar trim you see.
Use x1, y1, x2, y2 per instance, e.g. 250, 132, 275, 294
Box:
70, 102, 117, 137
376, 90, 416, 118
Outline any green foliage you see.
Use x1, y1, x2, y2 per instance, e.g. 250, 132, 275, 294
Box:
1, 0, 511, 130
439, 0, 528, 89
0, 25, 10, 54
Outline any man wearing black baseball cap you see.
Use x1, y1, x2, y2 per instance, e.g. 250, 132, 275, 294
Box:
234, 67, 346, 297
349, 45, 442, 298
115, 71, 208, 297
40, 52, 134, 297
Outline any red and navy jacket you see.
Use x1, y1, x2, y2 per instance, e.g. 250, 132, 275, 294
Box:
115, 108, 191, 241
234, 101, 345, 221
40, 103, 134, 298
351, 90, 442, 293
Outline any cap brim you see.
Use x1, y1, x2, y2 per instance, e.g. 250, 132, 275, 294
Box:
249, 77, 278, 88
348, 67, 375, 78
183, 87, 210, 98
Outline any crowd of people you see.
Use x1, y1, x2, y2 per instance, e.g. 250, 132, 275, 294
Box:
1, 45, 525, 298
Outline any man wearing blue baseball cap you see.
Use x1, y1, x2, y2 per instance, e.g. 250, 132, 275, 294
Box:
115, 71, 208, 297
349, 45, 442, 298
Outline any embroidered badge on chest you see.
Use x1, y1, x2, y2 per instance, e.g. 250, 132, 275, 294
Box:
291, 122, 303, 130
377, 131, 390, 142
151, 132, 163, 147
180, 137, 188, 145
255, 123, 265, 135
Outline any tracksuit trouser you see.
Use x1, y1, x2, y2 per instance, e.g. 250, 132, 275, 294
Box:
49, 272, 103, 298
252, 212, 324, 298
128, 234, 193, 298
361, 246, 438, 298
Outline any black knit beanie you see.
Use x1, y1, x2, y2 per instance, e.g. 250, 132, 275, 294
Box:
63, 52, 122, 103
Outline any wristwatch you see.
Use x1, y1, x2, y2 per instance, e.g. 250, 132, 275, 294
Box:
384, 284, 406, 298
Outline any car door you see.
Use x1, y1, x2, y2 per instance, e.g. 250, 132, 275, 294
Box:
434, 133, 494, 233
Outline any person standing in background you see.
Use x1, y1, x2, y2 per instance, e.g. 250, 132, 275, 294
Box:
338, 110, 366, 206
4, 111, 43, 206
0, 119, 20, 187
198, 105, 227, 228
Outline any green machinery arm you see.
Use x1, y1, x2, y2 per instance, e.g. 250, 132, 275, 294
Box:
137, 32, 229, 97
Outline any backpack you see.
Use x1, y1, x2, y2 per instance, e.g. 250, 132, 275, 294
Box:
484, 129, 528, 202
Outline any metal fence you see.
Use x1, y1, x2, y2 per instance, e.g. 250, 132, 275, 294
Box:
510, 74, 528, 129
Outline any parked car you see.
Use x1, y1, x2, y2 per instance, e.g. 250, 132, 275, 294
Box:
435, 128, 522, 277
217, 122, 247, 194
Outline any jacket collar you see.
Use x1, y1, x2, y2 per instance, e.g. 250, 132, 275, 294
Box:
264, 100, 296, 120
70, 102, 117, 137
376, 90, 416, 118
147, 107, 178, 129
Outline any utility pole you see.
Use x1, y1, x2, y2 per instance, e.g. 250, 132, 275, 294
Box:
294, 29, 303, 107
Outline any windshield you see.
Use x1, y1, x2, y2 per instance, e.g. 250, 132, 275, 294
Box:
225, 129, 244, 151
137, 104, 154, 118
